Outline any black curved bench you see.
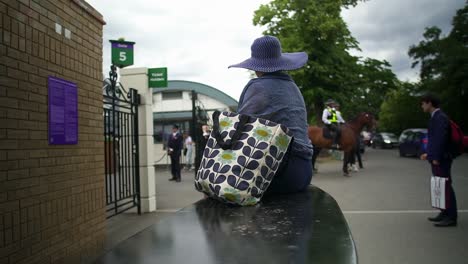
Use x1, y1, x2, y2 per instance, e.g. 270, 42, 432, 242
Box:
95, 186, 357, 264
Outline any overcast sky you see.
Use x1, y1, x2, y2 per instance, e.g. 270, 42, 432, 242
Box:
87, 0, 465, 100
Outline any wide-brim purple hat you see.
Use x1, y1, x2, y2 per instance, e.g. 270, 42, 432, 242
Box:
228, 35, 308, 72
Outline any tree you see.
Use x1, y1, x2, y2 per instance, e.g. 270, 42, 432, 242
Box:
378, 83, 427, 134
253, 0, 398, 123
341, 58, 398, 118
408, 4, 468, 131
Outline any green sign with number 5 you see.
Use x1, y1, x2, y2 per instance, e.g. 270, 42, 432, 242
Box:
110, 40, 135, 68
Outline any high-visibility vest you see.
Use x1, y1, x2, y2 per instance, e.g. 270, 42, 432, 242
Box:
327, 107, 338, 123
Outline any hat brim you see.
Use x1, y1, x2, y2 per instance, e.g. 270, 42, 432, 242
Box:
228, 52, 308, 72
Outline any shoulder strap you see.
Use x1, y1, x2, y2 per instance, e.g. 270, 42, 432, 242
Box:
212, 111, 250, 150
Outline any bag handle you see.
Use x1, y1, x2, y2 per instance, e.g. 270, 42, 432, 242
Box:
212, 111, 250, 150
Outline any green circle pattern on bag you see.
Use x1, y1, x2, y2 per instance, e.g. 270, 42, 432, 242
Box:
195, 111, 293, 206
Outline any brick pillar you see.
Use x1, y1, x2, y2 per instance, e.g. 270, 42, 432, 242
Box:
0, 0, 106, 263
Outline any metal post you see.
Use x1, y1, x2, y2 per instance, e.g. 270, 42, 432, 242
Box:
133, 89, 141, 215
109, 65, 118, 216
191, 90, 198, 177
191, 90, 197, 143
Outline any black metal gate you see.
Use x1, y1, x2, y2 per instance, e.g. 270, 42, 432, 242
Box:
103, 66, 141, 218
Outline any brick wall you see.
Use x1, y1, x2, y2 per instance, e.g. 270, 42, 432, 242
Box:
0, 0, 106, 263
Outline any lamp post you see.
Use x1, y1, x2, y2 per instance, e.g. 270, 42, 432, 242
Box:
191, 90, 199, 176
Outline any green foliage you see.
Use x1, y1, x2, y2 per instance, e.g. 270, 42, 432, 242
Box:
408, 4, 468, 131
378, 83, 427, 134
253, 0, 397, 124
341, 58, 398, 119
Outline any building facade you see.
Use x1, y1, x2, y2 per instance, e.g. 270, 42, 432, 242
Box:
152, 80, 238, 165
118, 69, 238, 166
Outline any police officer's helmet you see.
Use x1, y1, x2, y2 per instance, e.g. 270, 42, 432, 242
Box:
325, 99, 335, 106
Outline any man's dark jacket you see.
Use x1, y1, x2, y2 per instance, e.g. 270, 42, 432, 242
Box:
168, 132, 183, 156
427, 109, 450, 162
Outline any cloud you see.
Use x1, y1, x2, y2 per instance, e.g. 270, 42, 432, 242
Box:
87, 0, 270, 100
342, 0, 466, 82
87, 0, 465, 99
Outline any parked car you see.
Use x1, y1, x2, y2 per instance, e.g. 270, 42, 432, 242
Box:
398, 128, 428, 157
371, 132, 399, 149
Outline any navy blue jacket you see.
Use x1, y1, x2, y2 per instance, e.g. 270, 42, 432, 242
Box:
238, 71, 313, 160
427, 109, 450, 162
168, 132, 183, 156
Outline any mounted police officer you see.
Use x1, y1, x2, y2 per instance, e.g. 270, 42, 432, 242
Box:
333, 102, 346, 125
322, 99, 342, 148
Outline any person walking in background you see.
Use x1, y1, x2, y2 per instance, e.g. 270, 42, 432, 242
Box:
168, 124, 183, 182
228, 35, 313, 194
420, 93, 458, 227
183, 132, 194, 170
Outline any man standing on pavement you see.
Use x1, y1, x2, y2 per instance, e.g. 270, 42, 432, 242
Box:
420, 94, 458, 227
168, 124, 183, 182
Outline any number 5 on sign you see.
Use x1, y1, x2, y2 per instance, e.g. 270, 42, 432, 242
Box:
110, 40, 135, 68
119, 52, 126, 61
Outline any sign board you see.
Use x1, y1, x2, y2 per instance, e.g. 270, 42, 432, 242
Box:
110, 40, 135, 68
148, 67, 168, 88
48, 76, 78, 145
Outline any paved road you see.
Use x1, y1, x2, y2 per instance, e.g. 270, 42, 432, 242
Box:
154, 166, 204, 211
104, 167, 203, 251
106, 149, 468, 264
313, 148, 468, 264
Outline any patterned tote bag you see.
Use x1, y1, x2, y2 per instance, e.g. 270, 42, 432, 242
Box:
195, 111, 293, 206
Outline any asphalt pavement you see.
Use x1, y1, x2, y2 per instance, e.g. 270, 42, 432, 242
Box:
104, 166, 203, 252
313, 148, 468, 264
104, 148, 468, 264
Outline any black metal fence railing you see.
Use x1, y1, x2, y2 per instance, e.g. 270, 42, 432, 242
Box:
103, 65, 141, 218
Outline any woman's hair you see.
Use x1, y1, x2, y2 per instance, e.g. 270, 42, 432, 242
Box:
420, 93, 440, 108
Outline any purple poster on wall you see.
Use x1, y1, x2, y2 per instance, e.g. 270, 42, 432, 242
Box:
48, 76, 78, 145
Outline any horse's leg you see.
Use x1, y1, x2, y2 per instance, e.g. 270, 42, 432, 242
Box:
345, 149, 355, 172
342, 151, 350, 176
349, 150, 355, 164
311, 151, 316, 171
356, 147, 363, 169
312, 147, 321, 172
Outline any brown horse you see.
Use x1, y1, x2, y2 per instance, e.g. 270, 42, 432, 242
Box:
308, 112, 376, 176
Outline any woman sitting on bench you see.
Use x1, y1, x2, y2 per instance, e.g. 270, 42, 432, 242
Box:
229, 35, 314, 194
